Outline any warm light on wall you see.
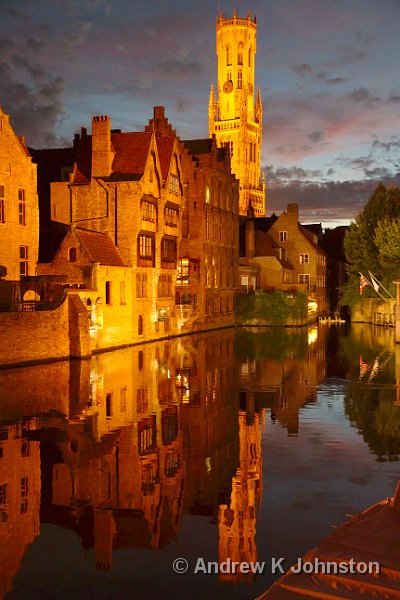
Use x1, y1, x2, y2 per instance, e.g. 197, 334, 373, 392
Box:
308, 327, 318, 345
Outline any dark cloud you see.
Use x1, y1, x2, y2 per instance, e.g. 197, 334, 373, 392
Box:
325, 77, 348, 86
388, 92, 400, 103
308, 130, 324, 143
345, 87, 380, 104
372, 138, 400, 152
364, 166, 393, 178
292, 63, 312, 77
264, 165, 322, 183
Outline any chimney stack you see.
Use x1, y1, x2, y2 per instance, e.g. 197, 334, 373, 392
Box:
91, 115, 112, 178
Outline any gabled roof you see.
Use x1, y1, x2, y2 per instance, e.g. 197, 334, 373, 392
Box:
75, 228, 126, 266
156, 135, 176, 181
72, 132, 153, 184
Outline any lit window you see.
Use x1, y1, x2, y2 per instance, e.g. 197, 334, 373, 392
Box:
170, 174, 179, 194
205, 185, 210, 204
164, 207, 178, 227
300, 253, 309, 264
141, 201, 156, 223
19, 246, 28, 277
279, 231, 287, 242
18, 189, 26, 225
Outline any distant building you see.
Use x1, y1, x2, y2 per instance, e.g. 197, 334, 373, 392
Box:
0, 106, 39, 281
240, 204, 327, 316
208, 10, 265, 217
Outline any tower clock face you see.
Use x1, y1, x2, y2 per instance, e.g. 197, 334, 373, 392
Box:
223, 80, 233, 94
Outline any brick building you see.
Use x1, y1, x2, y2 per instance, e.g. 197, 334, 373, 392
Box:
178, 137, 240, 330
241, 204, 327, 315
0, 106, 39, 281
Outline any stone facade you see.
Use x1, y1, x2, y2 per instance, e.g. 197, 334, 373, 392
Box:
208, 11, 265, 217
0, 106, 39, 281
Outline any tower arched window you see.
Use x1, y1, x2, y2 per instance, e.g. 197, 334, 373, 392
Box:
238, 43, 244, 66
248, 47, 252, 67
226, 45, 232, 66
138, 315, 143, 335
237, 70, 243, 89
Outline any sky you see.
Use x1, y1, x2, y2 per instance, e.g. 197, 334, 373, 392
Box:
0, 0, 399, 226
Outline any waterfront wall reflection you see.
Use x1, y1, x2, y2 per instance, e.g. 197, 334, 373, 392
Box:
2, 324, 400, 597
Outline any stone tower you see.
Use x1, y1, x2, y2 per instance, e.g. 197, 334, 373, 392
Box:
209, 10, 265, 217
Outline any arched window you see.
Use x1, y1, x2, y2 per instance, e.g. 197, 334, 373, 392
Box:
68, 247, 77, 262
237, 70, 243, 89
248, 47, 252, 67
226, 45, 232, 65
138, 315, 143, 335
238, 43, 244, 66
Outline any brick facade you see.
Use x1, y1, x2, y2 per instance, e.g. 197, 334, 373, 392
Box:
0, 107, 39, 281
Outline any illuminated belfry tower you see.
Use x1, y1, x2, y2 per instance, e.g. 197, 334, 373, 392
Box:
209, 9, 266, 217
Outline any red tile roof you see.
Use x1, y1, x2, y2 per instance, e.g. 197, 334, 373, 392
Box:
75, 228, 126, 266
156, 135, 175, 181
72, 132, 154, 184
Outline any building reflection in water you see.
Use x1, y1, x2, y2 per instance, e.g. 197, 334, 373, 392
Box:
3, 324, 400, 597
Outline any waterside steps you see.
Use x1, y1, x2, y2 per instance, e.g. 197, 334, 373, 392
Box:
257, 481, 400, 599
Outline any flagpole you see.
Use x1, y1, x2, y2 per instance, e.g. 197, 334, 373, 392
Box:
359, 272, 387, 302
368, 271, 394, 299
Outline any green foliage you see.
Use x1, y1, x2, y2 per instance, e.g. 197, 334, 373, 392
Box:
375, 216, 400, 262
342, 184, 400, 307
235, 289, 308, 326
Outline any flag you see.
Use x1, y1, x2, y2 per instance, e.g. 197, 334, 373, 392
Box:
368, 271, 380, 293
359, 273, 369, 295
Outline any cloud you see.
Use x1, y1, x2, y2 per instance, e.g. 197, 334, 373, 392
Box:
325, 77, 349, 86
292, 63, 312, 77
308, 130, 324, 143
345, 88, 380, 105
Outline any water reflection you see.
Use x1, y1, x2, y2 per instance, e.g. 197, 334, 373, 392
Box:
0, 325, 400, 598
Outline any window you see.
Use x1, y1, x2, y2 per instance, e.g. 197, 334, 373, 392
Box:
21, 441, 29, 457
161, 238, 177, 267
205, 184, 210, 204
19, 246, 28, 276
138, 234, 154, 266
68, 247, 77, 262
300, 253, 309, 264
120, 281, 126, 304
136, 273, 148, 298
248, 47, 252, 67
227, 70, 232, 82
237, 70, 243, 89
105, 281, 111, 304
18, 189, 26, 225
226, 45, 232, 65
0, 185, 4, 223
238, 42, 244, 65
177, 258, 189, 285
206, 211, 211, 240
149, 167, 154, 183
298, 274, 310, 290
279, 231, 287, 242
138, 350, 144, 370
141, 201, 156, 223
164, 206, 178, 227
169, 174, 179, 194
120, 387, 127, 412
106, 393, 112, 418
137, 387, 148, 413
138, 315, 144, 335
158, 274, 173, 297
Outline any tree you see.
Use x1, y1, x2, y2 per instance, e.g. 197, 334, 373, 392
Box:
342, 184, 400, 306
375, 216, 400, 262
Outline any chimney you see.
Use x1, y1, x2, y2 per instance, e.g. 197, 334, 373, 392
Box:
91, 115, 112, 178
287, 203, 299, 222
245, 220, 255, 258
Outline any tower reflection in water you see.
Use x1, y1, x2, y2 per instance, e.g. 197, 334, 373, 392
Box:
1, 325, 329, 594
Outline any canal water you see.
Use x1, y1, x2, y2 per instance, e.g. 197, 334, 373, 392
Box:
0, 324, 399, 599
